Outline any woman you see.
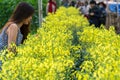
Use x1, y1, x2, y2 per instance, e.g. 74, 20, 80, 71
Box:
0, 2, 34, 51
46, 0, 57, 15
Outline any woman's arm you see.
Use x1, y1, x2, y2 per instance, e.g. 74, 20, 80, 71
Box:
6, 24, 18, 49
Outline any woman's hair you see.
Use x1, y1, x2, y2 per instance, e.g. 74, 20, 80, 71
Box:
3, 2, 34, 43
90, 0, 96, 5
10, 2, 34, 23
49, 0, 52, 2
98, 2, 106, 8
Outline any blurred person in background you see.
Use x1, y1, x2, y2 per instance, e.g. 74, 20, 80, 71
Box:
75, 1, 85, 14
88, 0, 101, 27
75, 0, 90, 19
75, 0, 81, 8
84, 1, 90, 19
61, 0, 69, 7
69, 0, 76, 7
46, 0, 57, 15
98, 2, 107, 25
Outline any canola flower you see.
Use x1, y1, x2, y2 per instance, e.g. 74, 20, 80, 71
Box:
76, 26, 120, 80
0, 7, 85, 80
0, 6, 119, 80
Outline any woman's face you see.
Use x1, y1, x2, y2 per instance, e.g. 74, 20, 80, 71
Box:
23, 16, 32, 25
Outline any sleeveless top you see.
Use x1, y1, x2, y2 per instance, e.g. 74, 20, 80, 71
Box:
0, 25, 23, 51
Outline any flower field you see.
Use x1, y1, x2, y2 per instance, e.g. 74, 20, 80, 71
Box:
0, 7, 120, 80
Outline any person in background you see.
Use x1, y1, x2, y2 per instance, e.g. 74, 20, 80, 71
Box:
89, 0, 101, 27
69, 0, 76, 7
75, 0, 81, 8
79, 2, 85, 14
0, 2, 34, 52
84, 1, 90, 19
98, 2, 106, 25
75, 1, 89, 19
61, 0, 69, 7
75, 1, 85, 14
68, 0, 76, 7
46, 0, 57, 15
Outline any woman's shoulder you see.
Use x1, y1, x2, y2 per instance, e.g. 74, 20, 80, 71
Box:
8, 23, 18, 30
6, 23, 19, 34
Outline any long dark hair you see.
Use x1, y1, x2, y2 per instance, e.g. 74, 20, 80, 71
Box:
49, 0, 52, 2
11, 2, 34, 43
2, 2, 34, 43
